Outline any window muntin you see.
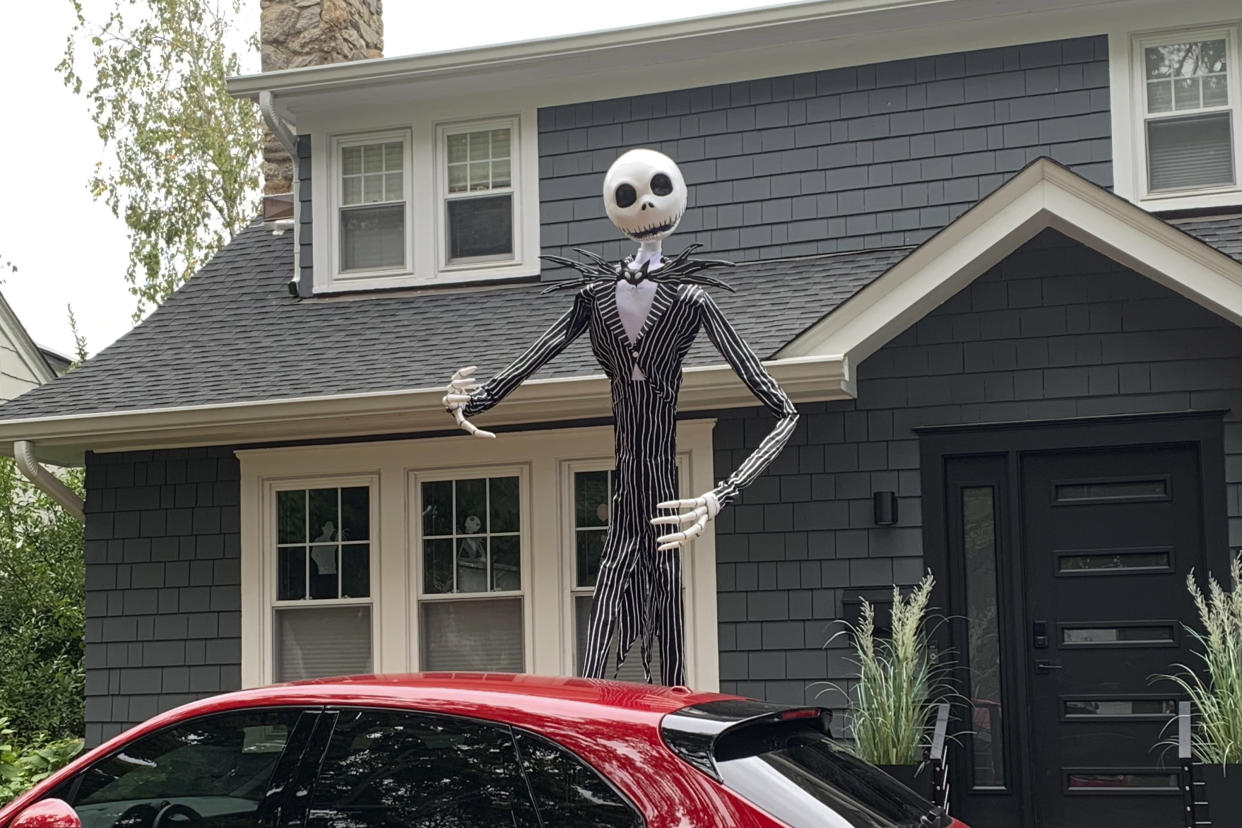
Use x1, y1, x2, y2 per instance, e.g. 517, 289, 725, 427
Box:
272, 482, 375, 682
416, 471, 525, 672
70, 709, 304, 826
440, 119, 519, 267
334, 132, 409, 275
308, 709, 538, 828
1136, 28, 1239, 197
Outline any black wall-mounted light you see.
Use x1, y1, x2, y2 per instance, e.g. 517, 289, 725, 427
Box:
873, 491, 898, 526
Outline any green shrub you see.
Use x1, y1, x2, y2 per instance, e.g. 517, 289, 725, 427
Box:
0, 458, 85, 742
1157, 554, 1242, 765
0, 718, 83, 803
826, 573, 953, 765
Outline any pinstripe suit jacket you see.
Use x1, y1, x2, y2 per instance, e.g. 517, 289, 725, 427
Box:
464, 279, 799, 506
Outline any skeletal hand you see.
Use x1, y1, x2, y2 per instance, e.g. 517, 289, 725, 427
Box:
443, 366, 496, 439
650, 491, 720, 552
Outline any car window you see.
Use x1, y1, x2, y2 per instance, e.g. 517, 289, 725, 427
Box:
68, 708, 306, 828
306, 709, 538, 828
513, 731, 643, 828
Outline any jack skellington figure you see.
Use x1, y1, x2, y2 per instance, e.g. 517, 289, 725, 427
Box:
444, 148, 798, 686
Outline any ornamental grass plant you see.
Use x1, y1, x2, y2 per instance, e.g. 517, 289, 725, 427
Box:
1157, 554, 1242, 765
827, 573, 953, 766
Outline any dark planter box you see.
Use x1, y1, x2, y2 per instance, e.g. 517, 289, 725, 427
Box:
1203, 764, 1242, 827
878, 763, 935, 801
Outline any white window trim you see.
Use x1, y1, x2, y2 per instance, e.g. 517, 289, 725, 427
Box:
436, 117, 523, 274
238, 421, 719, 690
409, 464, 532, 671
313, 109, 541, 293
1112, 19, 1242, 211
260, 474, 381, 683
328, 129, 414, 283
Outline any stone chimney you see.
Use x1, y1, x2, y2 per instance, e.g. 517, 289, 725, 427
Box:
260, 0, 384, 195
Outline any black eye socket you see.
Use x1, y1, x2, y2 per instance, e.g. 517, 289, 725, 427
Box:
614, 183, 637, 208
651, 173, 674, 196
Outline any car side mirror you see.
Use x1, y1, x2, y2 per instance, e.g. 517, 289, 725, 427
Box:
10, 799, 82, 828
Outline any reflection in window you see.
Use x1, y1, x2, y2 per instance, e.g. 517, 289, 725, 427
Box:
514, 732, 642, 827
962, 486, 1005, 788
1054, 479, 1167, 503
1063, 699, 1177, 719
1061, 625, 1176, 645
570, 469, 656, 681
308, 710, 537, 828
1066, 770, 1178, 791
1058, 549, 1172, 574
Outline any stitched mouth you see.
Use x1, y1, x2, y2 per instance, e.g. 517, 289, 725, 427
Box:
623, 212, 682, 239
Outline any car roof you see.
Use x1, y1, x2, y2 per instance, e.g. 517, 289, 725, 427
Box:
156, 672, 740, 729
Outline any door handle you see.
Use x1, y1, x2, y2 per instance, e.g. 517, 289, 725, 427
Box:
1035, 660, 1063, 673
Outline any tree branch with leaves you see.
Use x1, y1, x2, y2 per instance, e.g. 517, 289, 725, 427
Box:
58, 0, 263, 320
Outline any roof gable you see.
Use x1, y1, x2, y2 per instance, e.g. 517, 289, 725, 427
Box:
778, 159, 1242, 373
0, 292, 57, 395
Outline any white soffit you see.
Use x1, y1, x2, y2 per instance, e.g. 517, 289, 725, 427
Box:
778, 158, 1242, 366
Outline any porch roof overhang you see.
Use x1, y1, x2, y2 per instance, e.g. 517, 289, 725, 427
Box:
0, 355, 850, 467
779, 158, 1242, 365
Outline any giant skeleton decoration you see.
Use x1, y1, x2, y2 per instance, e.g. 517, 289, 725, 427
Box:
444, 149, 798, 686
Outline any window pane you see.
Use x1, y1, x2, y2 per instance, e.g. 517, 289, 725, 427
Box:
341, 544, 369, 598
491, 536, 521, 592
383, 141, 402, 169
489, 476, 520, 533
422, 598, 524, 671
448, 164, 468, 193
962, 486, 1005, 788
73, 709, 302, 811
469, 162, 491, 190
1063, 698, 1177, 718
362, 173, 384, 203
490, 128, 511, 159
457, 536, 488, 593
447, 133, 468, 164
1145, 39, 1228, 81
342, 146, 363, 175
492, 159, 511, 188
576, 530, 605, 589
1062, 625, 1175, 645
468, 131, 490, 161
1173, 77, 1201, 110
514, 732, 642, 827
308, 710, 537, 828
383, 171, 403, 201
341, 203, 404, 271
575, 471, 610, 528
1204, 73, 1229, 106
278, 490, 305, 544
1147, 112, 1235, 191
1147, 80, 1173, 113
448, 194, 513, 260
278, 546, 306, 601
573, 595, 655, 682
423, 481, 453, 537
340, 487, 369, 541
309, 536, 338, 600
362, 143, 383, 173
342, 176, 363, 206
456, 478, 486, 534
276, 606, 372, 681
424, 538, 455, 594
1055, 478, 1168, 502
1066, 771, 1178, 791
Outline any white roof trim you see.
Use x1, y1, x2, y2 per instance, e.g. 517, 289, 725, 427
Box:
778, 158, 1242, 365
0, 355, 850, 465
0, 293, 56, 386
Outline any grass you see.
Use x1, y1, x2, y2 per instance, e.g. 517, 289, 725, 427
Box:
826, 572, 952, 766
1155, 554, 1242, 765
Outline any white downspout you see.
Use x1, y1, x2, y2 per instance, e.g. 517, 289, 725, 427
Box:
14, 440, 85, 523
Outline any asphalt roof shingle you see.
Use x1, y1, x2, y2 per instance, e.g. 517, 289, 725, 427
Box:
0, 226, 906, 421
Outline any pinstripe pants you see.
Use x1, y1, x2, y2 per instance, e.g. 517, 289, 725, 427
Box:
581, 381, 686, 687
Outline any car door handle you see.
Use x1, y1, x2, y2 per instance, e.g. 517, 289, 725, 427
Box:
1035, 660, 1063, 673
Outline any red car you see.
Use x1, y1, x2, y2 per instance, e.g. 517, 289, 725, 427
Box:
0, 674, 967, 828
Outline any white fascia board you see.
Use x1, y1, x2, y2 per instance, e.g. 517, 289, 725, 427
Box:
778, 159, 1242, 365
0, 355, 849, 464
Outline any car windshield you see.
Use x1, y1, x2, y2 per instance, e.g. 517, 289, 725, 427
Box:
714, 720, 938, 828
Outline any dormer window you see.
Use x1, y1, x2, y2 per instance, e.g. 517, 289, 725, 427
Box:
333, 130, 412, 278
440, 119, 520, 269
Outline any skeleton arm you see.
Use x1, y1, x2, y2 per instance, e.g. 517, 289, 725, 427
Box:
651, 290, 798, 551
445, 289, 592, 436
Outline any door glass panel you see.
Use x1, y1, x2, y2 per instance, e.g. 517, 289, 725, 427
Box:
70, 709, 304, 827
1063, 699, 1177, 719
1053, 479, 1168, 503
308, 709, 538, 828
962, 486, 1005, 788
1057, 549, 1172, 574
1061, 624, 1176, 645
1065, 770, 1179, 791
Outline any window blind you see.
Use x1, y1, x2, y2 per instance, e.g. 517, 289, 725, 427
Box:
421, 598, 524, 672
1148, 112, 1235, 191
276, 605, 373, 682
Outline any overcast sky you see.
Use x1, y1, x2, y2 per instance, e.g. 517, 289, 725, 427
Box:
0, 0, 786, 358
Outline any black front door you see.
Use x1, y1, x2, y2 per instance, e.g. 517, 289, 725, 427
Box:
1021, 445, 1203, 828
922, 413, 1229, 828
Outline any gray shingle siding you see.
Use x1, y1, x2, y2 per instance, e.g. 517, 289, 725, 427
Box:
539, 35, 1110, 266
84, 447, 241, 746
713, 229, 1242, 710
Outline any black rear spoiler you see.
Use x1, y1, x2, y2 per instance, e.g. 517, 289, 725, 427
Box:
660, 698, 833, 782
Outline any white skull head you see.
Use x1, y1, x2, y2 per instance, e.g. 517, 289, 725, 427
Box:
603, 149, 687, 243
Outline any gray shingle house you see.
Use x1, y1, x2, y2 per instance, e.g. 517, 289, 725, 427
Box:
3, 1, 1241, 826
